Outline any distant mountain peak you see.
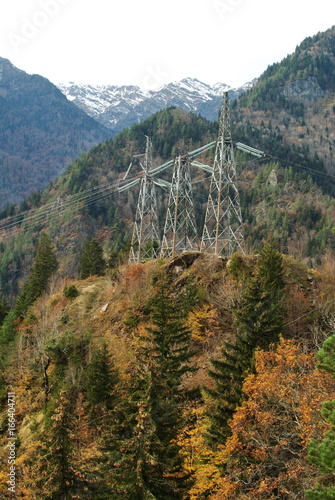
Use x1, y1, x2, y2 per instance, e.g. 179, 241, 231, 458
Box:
57, 77, 251, 133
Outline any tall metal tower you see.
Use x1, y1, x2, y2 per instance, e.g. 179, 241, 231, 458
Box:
129, 136, 160, 263
200, 92, 244, 256
160, 154, 198, 257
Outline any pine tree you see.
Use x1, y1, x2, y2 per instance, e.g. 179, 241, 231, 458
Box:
86, 343, 119, 411
145, 281, 195, 498
106, 278, 195, 499
105, 368, 163, 500
234, 238, 285, 351
206, 239, 286, 447
78, 238, 106, 279
206, 337, 250, 446
306, 334, 335, 500
34, 390, 79, 500
14, 233, 58, 319
0, 295, 9, 326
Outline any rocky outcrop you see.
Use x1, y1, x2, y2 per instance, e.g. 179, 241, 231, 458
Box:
282, 76, 326, 103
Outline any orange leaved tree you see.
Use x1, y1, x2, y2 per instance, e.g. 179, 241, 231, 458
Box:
211, 339, 335, 500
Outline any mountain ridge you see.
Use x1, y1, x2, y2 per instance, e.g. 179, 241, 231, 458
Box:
0, 56, 110, 208
57, 77, 253, 133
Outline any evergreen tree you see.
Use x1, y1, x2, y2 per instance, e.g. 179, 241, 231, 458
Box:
78, 238, 106, 279
0, 295, 10, 326
14, 233, 58, 319
105, 368, 164, 500
306, 334, 335, 500
206, 337, 250, 446
234, 238, 285, 351
145, 281, 195, 498
206, 239, 286, 447
106, 279, 195, 499
34, 390, 79, 500
86, 343, 119, 411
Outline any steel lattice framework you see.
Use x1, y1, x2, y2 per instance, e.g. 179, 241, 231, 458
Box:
129, 136, 160, 263
200, 92, 244, 256
160, 154, 198, 258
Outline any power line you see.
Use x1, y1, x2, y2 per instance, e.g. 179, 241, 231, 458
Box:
2, 131, 335, 241
0, 173, 144, 235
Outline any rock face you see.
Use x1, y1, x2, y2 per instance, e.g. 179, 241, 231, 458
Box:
282, 77, 326, 103
0, 57, 110, 208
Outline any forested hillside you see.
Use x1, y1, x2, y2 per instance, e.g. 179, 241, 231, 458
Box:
1, 105, 335, 302
0, 57, 110, 208
1, 240, 335, 498
232, 26, 335, 173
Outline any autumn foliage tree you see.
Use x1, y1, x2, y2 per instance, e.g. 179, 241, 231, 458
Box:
210, 339, 335, 500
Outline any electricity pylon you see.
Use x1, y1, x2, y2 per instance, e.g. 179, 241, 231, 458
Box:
200, 92, 244, 256
160, 154, 198, 257
128, 136, 160, 263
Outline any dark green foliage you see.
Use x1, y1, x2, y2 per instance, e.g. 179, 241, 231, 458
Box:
108, 250, 120, 269
147, 280, 195, 428
86, 343, 119, 410
34, 390, 80, 500
306, 334, 335, 499
206, 340, 248, 447
14, 233, 58, 319
239, 238, 286, 351
0, 57, 108, 208
63, 284, 79, 299
0, 295, 10, 326
78, 238, 106, 279
106, 280, 194, 499
46, 331, 90, 389
0, 309, 18, 346
105, 369, 166, 500
143, 240, 160, 260
227, 252, 252, 281
314, 334, 335, 376
206, 240, 286, 447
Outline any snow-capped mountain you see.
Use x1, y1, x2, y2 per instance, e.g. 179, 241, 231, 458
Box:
57, 78, 252, 134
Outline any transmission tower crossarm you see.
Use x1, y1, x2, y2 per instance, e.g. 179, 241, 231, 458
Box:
149, 158, 175, 176
153, 178, 172, 189
236, 142, 264, 158
122, 161, 133, 180
149, 141, 216, 177
118, 177, 141, 193
188, 141, 216, 158
191, 161, 214, 173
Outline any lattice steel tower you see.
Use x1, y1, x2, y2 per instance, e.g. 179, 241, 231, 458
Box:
160, 154, 198, 257
200, 92, 244, 256
129, 136, 160, 263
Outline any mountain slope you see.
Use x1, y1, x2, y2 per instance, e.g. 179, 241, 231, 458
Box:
1, 106, 335, 301
57, 78, 251, 133
232, 25, 335, 173
1, 247, 334, 497
0, 57, 110, 208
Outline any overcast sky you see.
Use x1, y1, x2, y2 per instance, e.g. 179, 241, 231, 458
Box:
0, 0, 334, 89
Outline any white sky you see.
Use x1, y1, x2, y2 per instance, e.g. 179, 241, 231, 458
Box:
0, 0, 334, 89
